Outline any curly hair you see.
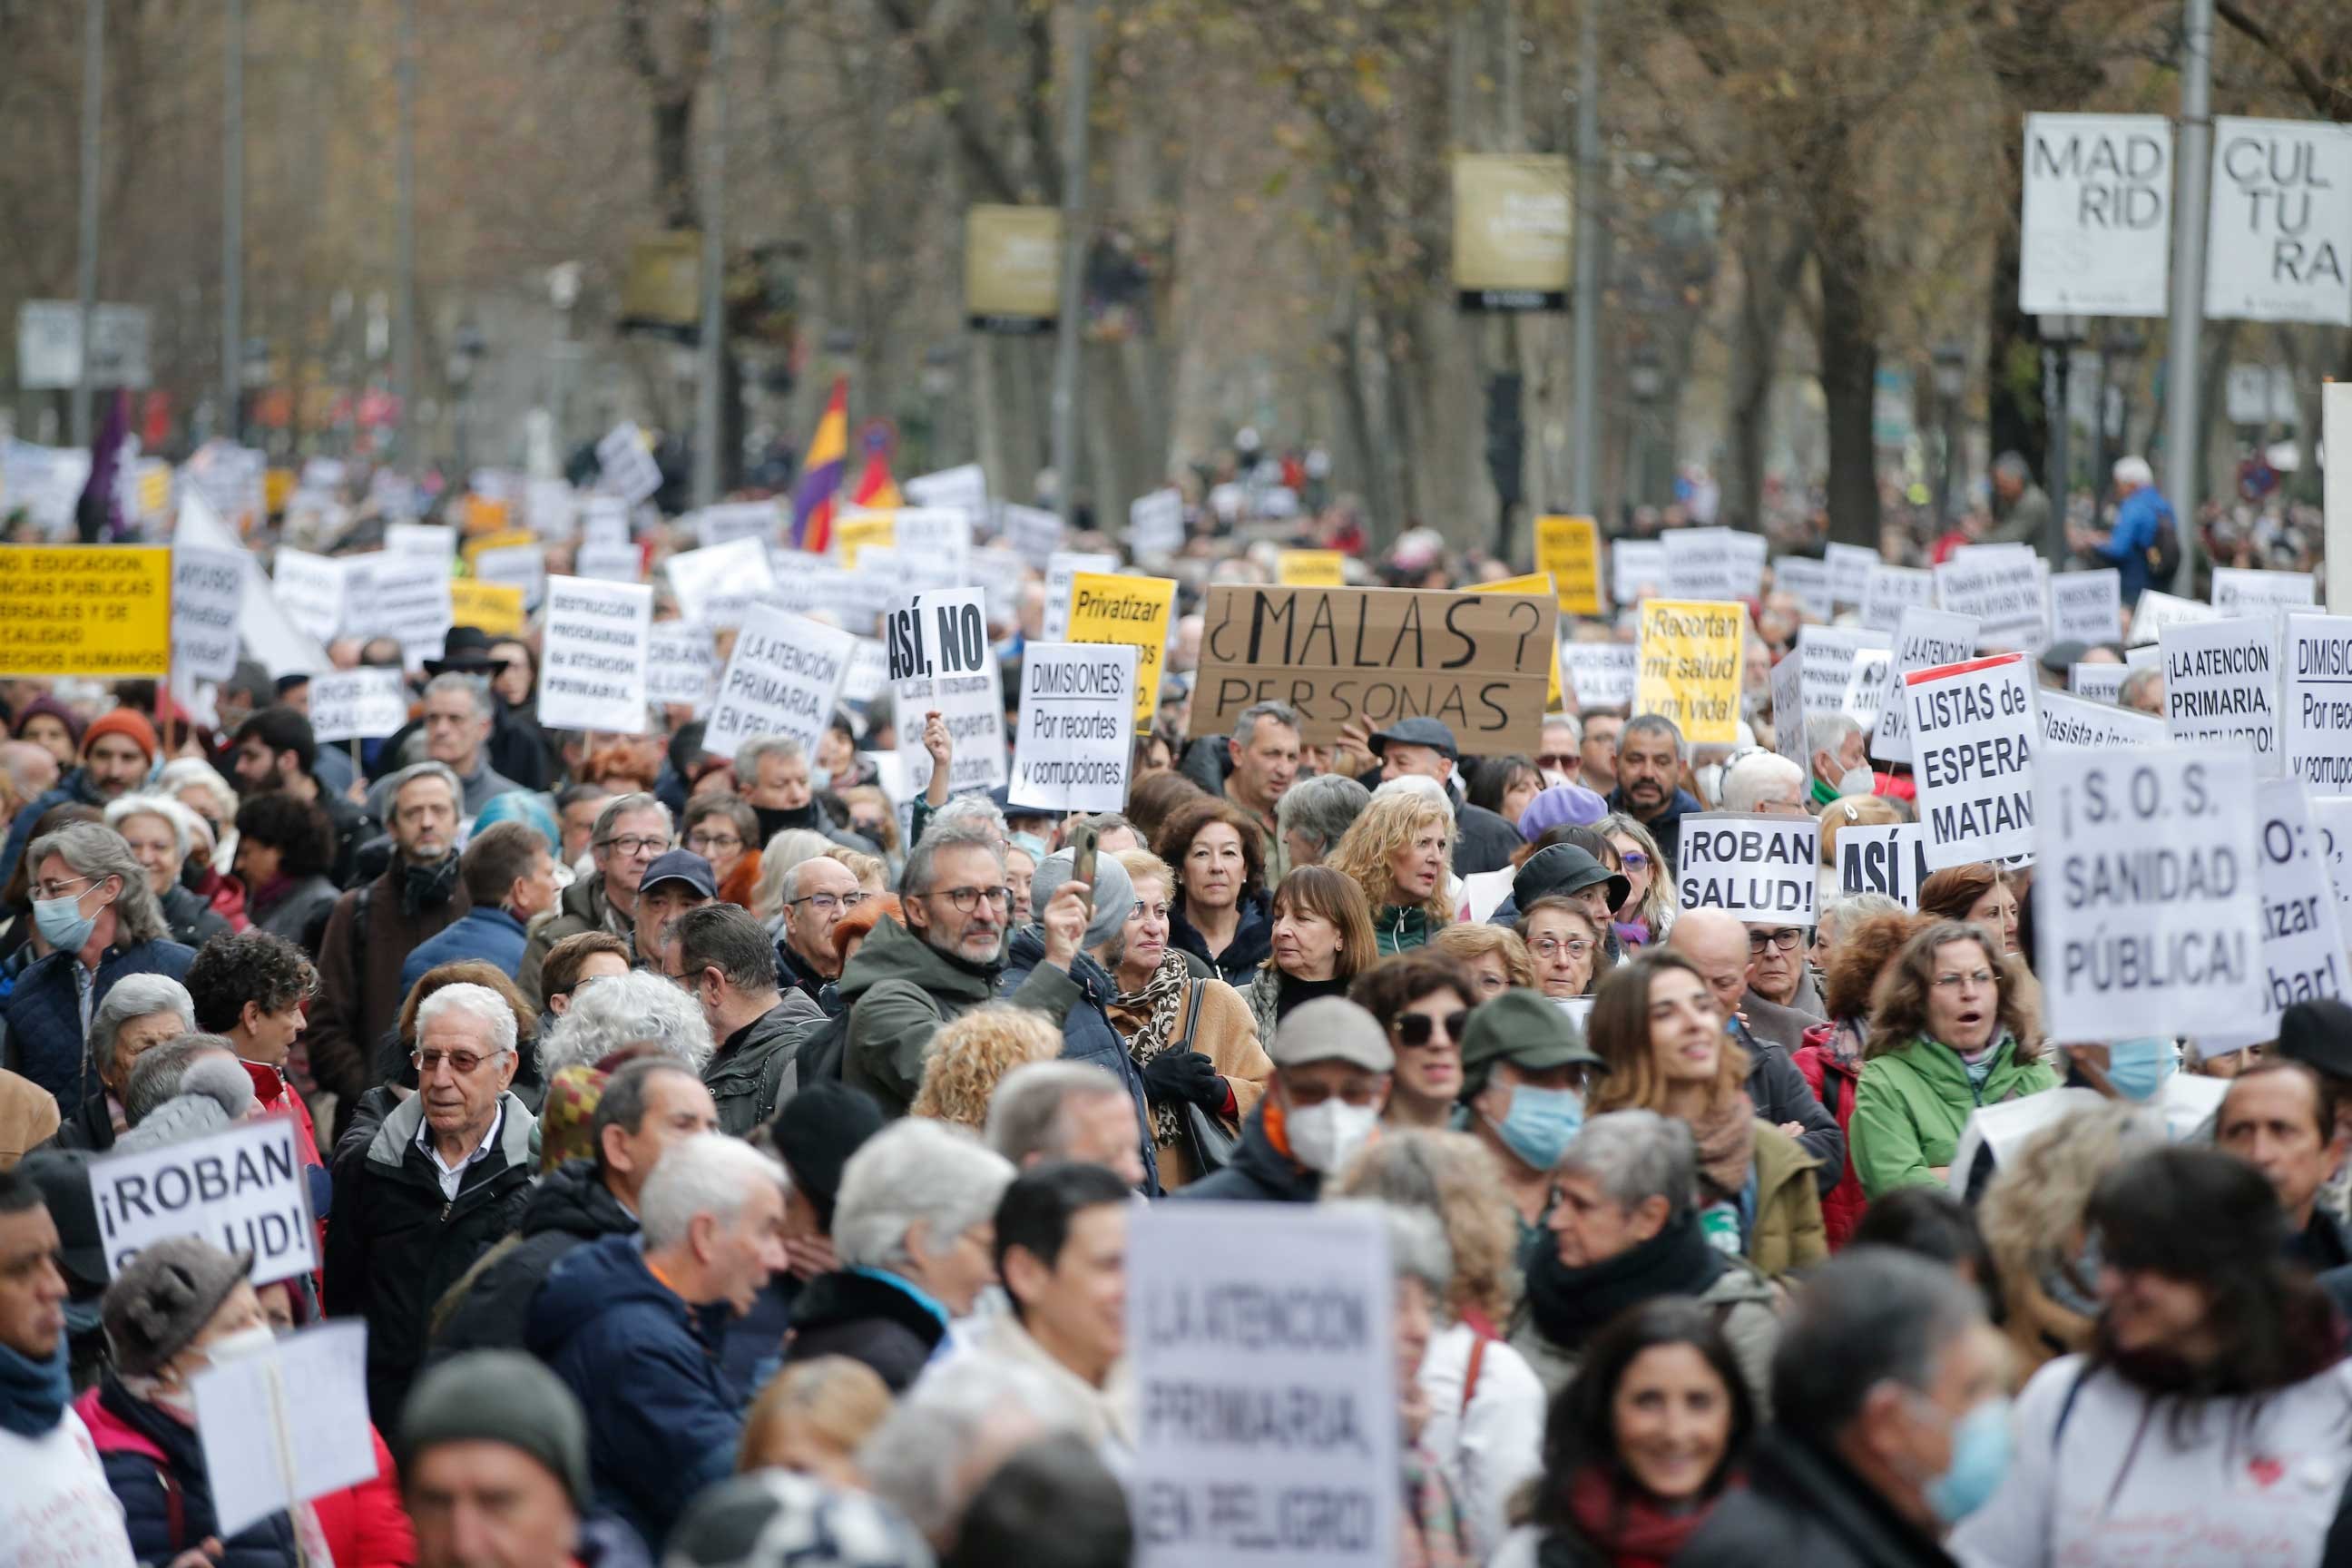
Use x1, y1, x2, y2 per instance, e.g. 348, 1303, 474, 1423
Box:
1818, 907, 1926, 1024
908, 1004, 1063, 1132
1152, 795, 1268, 908
1428, 922, 1536, 991
1585, 952, 1749, 1117
1326, 791, 1455, 924
1865, 919, 2039, 1063
1331, 1129, 1521, 1325
183, 930, 317, 1034
232, 792, 334, 879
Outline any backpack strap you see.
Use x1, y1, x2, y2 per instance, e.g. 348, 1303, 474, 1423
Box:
1459, 1330, 1491, 1416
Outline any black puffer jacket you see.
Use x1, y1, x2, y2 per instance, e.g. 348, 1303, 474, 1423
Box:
431, 1157, 639, 1357
1169, 892, 1274, 989
81, 1375, 301, 1568
1173, 1101, 1320, 1204
158, 882, 234, 953
780, 1268, 949, 1393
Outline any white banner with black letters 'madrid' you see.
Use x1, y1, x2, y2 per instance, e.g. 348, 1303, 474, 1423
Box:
2020, 113, 2173, 317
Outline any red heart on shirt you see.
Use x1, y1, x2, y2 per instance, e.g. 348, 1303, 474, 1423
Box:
2249, 1457, 2285, 1490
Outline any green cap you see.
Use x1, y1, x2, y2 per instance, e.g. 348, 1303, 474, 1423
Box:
1457, 988, 1604, 1097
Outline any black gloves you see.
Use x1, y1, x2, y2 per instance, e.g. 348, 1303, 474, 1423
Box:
1140, 1049, 1225, 1110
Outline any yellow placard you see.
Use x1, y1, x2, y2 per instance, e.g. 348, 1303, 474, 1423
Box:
833, 513, 894, 569
263, 467, 296, 515
135, 464, 172, 520
1065, 572, 1177, 726
462, 528, 539, 564
463, 495, 514, 536
1634, 598, 1746, 745
1534, 514, 1604, 616
1484, 572, 1564, 711
1277, 550, 1348, 587
449, 579, 525, 637
0, 545, 173, 677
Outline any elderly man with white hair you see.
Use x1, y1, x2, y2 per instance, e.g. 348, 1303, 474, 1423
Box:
326, 981, 538, 1425
859, 1355, 1090, 1550
2070, 453, 2174, 609
781, 1118, 1017, 1393
1719, 750, 1808, 817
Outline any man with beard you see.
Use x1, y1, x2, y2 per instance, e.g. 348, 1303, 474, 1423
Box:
0, 709, 160, 885
230, 705, 377, 886
1607, 714, 1702, 880
309, 762, 474, 1112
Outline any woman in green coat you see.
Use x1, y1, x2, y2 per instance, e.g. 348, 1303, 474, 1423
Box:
1850, 918, 2058, 1199
1327, 789, 1456, 956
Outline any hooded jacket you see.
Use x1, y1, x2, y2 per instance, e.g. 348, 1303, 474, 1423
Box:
77, 1374, 302, 1568
526, 1233, 741, 1553
704, 991, 827, 1136
1168, 892, 1273, 988
308, 854, 472, 1104
322, 1089, 536, 1424
430, 1156, 638, 1357
398, 904, 530, 998
2, 938, 195, 1121
838, 916, 1060, 1118
1850, 1033, 2058, 1199
999, 926, 1161, 1195
781, 1267, 952, 1394
1175, 1100, 1321, 1204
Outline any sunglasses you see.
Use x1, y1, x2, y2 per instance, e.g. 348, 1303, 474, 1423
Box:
1536, 752, 1578, 771
1394, 1011, 1468, 1048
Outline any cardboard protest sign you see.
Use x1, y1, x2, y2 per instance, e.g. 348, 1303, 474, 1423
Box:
2040, 689, 2168, 749
1837, 822, 1931, 907
1936, 544, 2045, 651
1479, 573, 1564, 709
448, 579, 525, 638
595, 421, 662, 504
2285, 613, 2352, 794
2161, 615, 2282, 775
538, 577, 652, 734
172, 544, 247, 684
2212, 567, 2318, 615
366, 554, 453, 671
1633, 599, 1746, 746
2046, 568, 2122, 646
0, 544, 172, 677
1067, 573, 1177, 726
90, 1118, 316, 1285
270, 549, 347, 646
693, 501, 779, 550
1905, 652, 2038, 870
903, 462, 988, 514
664, 535, 776, 631
193, 1322, 377, 1539
1774, 556, 1835, 622
1559, 640, 1637, 710
1612, 539, 1666, 604
1129, 488, 1185, 557
1676, 812, 1819, 922
705, 605, 857, 760
1128, 1202, 1399, 1568
1860, 564, 1936, 634
1663, 527, 1767, 602
1827, 543, 1878, 609
1277, 550, 1348, 587
1873, 608, 1981, 765
307, 668, 408, 744
2034, 743, 2264, 1041
2129, 588, 2220, 646
1041, 551, 1118, 642
1001, 503, 1065, 567
1191, 583, 1559, 751
2071, 663, 2131, 704
1534, 515, 1604, 614
1011, 642, 1137, 813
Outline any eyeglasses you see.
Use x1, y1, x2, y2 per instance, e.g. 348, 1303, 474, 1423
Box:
685, 831, 742, 853
1393, 1011, 1468, 1048
1536, 752, 1578, 771
927, 886, 1014, 914
1933, 969, 1995, 992
31, 876, 95, 901
412, 1048, 498, 1076
1618, 849, 1650, 870
597, 834, 671, 858
1747, 928, 1803, 955
789, 892, 867, 916
1531, 937, 1592, 962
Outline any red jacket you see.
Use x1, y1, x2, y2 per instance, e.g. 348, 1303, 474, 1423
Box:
1792, 1020, 1868, 1250
310, 1426, 416, 1568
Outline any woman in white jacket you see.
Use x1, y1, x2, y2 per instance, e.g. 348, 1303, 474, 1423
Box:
1331, 1129, 1548, 1558
1953, 1146, 2352, 1568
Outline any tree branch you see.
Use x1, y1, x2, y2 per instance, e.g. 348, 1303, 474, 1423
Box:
2214, 0, 2352, 122
870, 0, 1024, 201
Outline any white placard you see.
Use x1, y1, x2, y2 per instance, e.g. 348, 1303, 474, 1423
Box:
1000, 502, 1065, 567
664, 535, 777, 631
1129, 488, 1185, 557
1771, 645, 1806, 773
538, 576, 653, 734
646, 622, 717, 715
1043, 551, 1120, 642
2211, 566, 2319, 615
766, 553, 877, 629
1774, 556, 1835, 622
2071, 663, 2131, 704
896, 610, 1008, 801
856, 544, 966, 603
886, 587, 992, 689
692, 500, 779, 550
1128, 1203, 1398, 1568
1663, 527, 1767, 602
2020, 113, 2173, 316
1612, 539, 1668, 605
193, 1322, 377, 1540
2311, 796, 2352, 933
1826, 543, 1878, 609
573, 539, 642, 583
271, 549, 347, 646
903, 463, 989, 515
1936, 544, 2046, 652
1906, 652, 2038, 869
2283, 612, 2352, 794
2161, 615, 2282, 774
1871, 607, 1980, 765
367, 554, 453, 671
2035, 743, 2264, 1041
472, 543, 547, 611
89, 1118, 316, 1286
307, 667, 409, 743
2047, 568, 2123, 645
840, 636, 890, 706
1836, 822, 1931, 908
891, 507, 975, 580
1675, 812, 1818, 921
385, 522, 457, 564
526, 478, 577, 541
1841, 644, 1895, 734
1558, 641, 1637, 710
967, 546, 1032, 627
1860, 564, 1936, 635
2222, 777, 2349, 1046
581, 495, 632, 549
1797, 627, 1886, 722
172, 544, 247, 684
596, 421, 663, 504
705, 604, 857, 761
1010, 642, 1137, 813
2129, 588, 2220, 646
2040, 690, 2168, 749
2205, 118, 2352, 327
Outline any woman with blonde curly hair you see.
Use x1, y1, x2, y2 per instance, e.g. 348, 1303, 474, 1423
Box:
737, 1355, 894, 1483
1977, 1100, 2155, 1377
1428, 923, 1534, 1002
1327, 789, 1455, 956
908, 1002, 1062, 1131
1332, 1130, 1546, 1557
1849, 918, 2057, 1200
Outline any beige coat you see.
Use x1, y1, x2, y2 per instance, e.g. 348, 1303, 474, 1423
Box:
1110, 974, 1274, 1191
0, 1068, 59, 1168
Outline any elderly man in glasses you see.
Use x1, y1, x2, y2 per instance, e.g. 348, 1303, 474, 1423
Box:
519, 792, 674, 1009
775, 856, 865, 1008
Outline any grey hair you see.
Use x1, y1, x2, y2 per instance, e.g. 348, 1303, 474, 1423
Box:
637, 1132, 789, 1251
422, 671, 496, 721
833, 1120, 1015, 1273
1771, 1250, 1986, 1440
1719, 751, 1804, 813
536, 968, 713, 1076
750, 828, 838, 920
984, 1061, 1130, 1166
1819, 891, 1905, 944
1805, 712, 1862, 760
591, 791, 674, 845
1560, 1110, 1699, 1224
103, 792, 200, 864
29, 823, 168, 945
1993, 451, 2032, 484
155, 759, 238, 826
122, 1034, 240, 1124
931, 793, 1009, 842
903, 816, 1007, 899
172, 1054, 258, 1122
1324, 1198, 1453, 1300
859, 1355, 1088, 1542
416, 982, 521, 1059
1543, 712, 1583, 747
89, 974, 195, 1077
1276, 773, 1371, 861
734, 734, 808, 777
1230, 700, 1299, 748
1622, 712, 1686, 759
2120, 667, 2162, 705
385, 760, 464, 814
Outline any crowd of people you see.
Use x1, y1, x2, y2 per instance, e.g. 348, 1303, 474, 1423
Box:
0, 468, 2347, 1568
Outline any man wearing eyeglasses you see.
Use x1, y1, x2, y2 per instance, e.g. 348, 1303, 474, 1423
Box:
518, 792, 674, 1009
776, 857, 863, 1009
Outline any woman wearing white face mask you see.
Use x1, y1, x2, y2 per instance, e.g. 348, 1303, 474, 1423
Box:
76, 1238, 326, 1568
1176, 997, 1395, 1204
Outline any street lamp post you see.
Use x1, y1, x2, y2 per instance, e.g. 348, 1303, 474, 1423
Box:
447, 322, 485, 478
2094, 326, 2145, 496
1627, 348, 1663, 510
1932, 341, 1966, 529
2039, 314, 2088, 564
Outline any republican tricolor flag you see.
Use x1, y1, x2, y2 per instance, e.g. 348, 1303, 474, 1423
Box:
790, 377, 849, 552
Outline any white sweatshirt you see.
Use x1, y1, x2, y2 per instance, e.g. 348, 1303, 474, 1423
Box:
0, 1408, 137, 1568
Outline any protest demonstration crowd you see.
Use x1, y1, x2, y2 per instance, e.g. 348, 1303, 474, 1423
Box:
7, 406, 2352, 1568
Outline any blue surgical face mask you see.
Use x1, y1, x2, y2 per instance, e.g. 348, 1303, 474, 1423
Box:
2103, 1037, 2175, 1103
1922, 1395, 2014, 1524
1488, 1083, 1585, 1172
33, 887, 104, 955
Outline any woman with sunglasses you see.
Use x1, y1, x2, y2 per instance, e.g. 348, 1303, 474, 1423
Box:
1595, 812, 1675, 951
1348, 950, 1481, 1132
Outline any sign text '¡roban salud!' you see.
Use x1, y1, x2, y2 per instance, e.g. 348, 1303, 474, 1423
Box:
1188, 583, 1559, 751
0, 545, 174, 677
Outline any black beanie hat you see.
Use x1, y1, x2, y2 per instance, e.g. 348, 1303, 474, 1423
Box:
772, 1082, 886, 1232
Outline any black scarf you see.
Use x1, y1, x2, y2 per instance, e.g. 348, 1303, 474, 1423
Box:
753, 801, 823, 844
1276, 971, 1352, 1020
400, 850, 461, 918
1523, 1210, 1725, 1353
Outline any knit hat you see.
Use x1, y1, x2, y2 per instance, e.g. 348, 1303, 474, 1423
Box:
666, 1471, 932, 1568
1031, 846, 1133, 953
399, 1351, 592, 1507
1516, 783, 1610, 840
538, 1063, 612, 1173
115, 1055, 257, 1156
1512, 843, 1630, 916
10, 695, 84, 748
1458, 989, 1604, 1097
2277, 998, 2352, 1084
773, 1082, 886, 1231
102, 1236, 252, 1377
1269, 997, 1395, 1073
82, 707, 160, 763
